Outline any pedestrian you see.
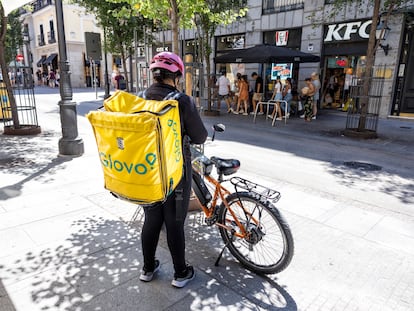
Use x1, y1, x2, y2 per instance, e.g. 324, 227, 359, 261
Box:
251, 72, 264, 115
114, 71, 125, 90
139, 51, 208, 288
301, 86, 313, 121
233, 74, 249, 115
232, 72, 242, 108
300, 77, 315, 119
327, 71, 338, 100
216, 70, 232, 112
48, 70, 56, 88
281, 77, 293, 117
268, 76, 283, 120
36, 69, 42, 86
270, 75, 283, 101
55, 70, 60, 87
311, 72, 321, 119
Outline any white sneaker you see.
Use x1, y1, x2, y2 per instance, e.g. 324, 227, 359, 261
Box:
140, 260, 160, 282
312, 115, 316, 120
257, 112, 264, 115
250, 112, 255, 115
232, 110, 239, 115
243, 112, 248, 116
300, 114, 305, 118
276, 117, 282, 121
171, 265, 195, 288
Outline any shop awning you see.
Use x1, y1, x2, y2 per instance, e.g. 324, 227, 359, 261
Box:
44, 53, 58, 65
215, 44, 320, 64
37, 56, 46, 67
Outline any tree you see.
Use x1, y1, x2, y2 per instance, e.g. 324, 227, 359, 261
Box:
193, 1, 248, 111
0, 4, 23, 129
315, 0, 404, 133
114, 0, 247, 111
73, 0, 154, 92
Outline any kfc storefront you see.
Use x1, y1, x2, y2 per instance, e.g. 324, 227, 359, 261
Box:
321, 20, 372, 108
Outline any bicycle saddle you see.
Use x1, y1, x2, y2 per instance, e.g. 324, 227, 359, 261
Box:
211, 157, 240, 176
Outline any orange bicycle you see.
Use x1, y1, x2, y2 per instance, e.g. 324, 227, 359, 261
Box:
191, 124, 294, 274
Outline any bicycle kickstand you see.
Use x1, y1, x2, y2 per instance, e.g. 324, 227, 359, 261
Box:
214, 229, 236, 267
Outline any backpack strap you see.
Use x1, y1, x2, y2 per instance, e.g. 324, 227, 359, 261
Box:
137, 89, 147, 99
163, 90, 183, 101
164, 90, 187, 221
138, 89, 186, 220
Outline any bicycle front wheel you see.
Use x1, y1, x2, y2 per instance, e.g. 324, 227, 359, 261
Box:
217, 192, 294, 274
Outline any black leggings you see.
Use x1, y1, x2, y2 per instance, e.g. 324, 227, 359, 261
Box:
141, 178, 191, 274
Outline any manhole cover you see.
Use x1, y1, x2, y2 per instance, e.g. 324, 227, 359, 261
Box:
343, 161, 382, 171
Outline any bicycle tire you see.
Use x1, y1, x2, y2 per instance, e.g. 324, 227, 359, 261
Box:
217, 192, 294, 274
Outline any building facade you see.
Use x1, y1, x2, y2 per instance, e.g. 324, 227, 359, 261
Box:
19, 0, 414, 118
21, 0, 107, 88
168, 0, 414, 118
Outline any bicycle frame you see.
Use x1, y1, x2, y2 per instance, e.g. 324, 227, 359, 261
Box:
189, 127, 293, 274
192, 172, 254, 238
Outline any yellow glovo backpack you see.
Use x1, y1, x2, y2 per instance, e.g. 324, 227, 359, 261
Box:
86, 90, 183, 204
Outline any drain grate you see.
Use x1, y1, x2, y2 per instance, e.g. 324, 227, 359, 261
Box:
343, 161, 382, 171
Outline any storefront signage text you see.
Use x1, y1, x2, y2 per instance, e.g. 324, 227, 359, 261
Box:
324, 20, 372, 42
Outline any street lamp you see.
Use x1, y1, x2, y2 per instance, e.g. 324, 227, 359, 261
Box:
376, 21, 391, 56
55, 0, 84, 156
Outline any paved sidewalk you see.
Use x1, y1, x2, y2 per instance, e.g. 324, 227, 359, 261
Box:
0, 88, 413, 310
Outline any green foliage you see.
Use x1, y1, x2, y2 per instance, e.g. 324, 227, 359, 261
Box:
4, 10, 23, 64
72, 0, 153, 56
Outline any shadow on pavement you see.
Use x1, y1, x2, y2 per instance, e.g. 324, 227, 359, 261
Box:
0, 131, 72, 201
0, 210, 297, 310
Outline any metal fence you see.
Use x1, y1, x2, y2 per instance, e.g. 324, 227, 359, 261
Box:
345, 66, 388, 133
1, 65, 40, 135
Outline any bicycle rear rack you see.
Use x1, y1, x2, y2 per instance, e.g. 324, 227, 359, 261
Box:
230, 177, 281, 203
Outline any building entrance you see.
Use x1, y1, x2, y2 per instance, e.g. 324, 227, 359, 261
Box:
395, 15, 414, 117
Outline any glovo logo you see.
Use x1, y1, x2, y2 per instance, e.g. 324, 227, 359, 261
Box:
168, 118, 181, 162
100, 152, 157, 175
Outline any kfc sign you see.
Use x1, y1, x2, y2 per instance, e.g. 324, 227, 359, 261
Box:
324, 20, 372, 42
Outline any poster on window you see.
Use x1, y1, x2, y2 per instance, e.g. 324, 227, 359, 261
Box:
275, 31, 289, 46
271, 63, 292, 81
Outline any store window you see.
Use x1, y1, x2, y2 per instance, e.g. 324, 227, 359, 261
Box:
323, 55, 367, 108
184, 39, 201, 62
263, 28, 302, 98
215, 34, 246, 87
216, 34, 245, 52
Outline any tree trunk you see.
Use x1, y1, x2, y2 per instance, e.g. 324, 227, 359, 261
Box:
0, 12, 19, 128
357, 0, 380, 131
169, 0, 179, 55
120, 46, 129, 92
357, 0, 397, 131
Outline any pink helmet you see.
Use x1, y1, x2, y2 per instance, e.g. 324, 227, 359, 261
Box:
149, 52, 184, 76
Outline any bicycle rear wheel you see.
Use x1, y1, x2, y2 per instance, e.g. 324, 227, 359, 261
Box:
217, 192, 294, 274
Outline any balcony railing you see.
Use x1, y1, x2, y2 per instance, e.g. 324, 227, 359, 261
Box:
48, 31, 56, 44
32, 0, 53, 13
263, 0, 304, 14
38, 34, 45, 46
